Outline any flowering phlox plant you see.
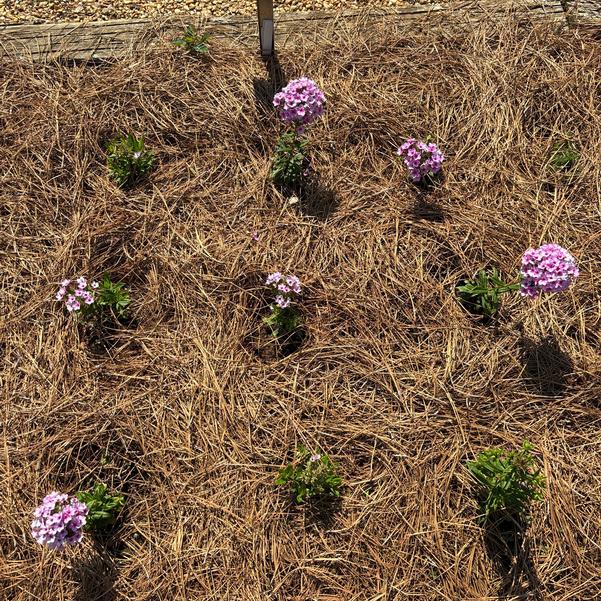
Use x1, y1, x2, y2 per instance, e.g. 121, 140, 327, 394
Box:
263, 272, 302, 337
107, 133, 154, 188
271, 78, 325, 189
31, 492, 88, 550
56, 274, 131, 323
520, 244, 579, 298
457, 244, 579, 318
276, 445, 342, 504
396, 137, 444, 183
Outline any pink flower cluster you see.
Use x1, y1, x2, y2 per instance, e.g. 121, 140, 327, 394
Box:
396, 138, 444, 182
520, 244, 579, 298
273, 78, 325, 128
56, 277, 99, 312
31, 492, 88, 550
266, 272, 301, 309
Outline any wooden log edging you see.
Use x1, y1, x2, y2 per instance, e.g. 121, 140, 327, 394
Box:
0, 1, 569, 63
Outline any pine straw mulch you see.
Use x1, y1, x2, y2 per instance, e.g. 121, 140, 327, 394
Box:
1, 11, 601, 601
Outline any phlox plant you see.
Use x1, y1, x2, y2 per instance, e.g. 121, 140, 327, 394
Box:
271, 78, 325, 189
263, 272, 302, 337
467, 441, 545, 524
276, 445, 342, 504
457, 244, 579, 317
107, 133, 154, 188
75, 484, 125, 531
396, 137, 444, 184
56, 274, 131, 323
548, 140, 579, 172
172, 25, 210, 55
31, 492, 88, 550
31, 484, 125, 550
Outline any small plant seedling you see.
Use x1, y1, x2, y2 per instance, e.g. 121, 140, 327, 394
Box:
270, 132, 307, 189
107, 134, 154, 188
173, 25, 211, 55
548, 140, 579, 172
467, 441, 545, 524
456, 268, 519, 318
276, 445, 342, 504
76, 484, 125, 531
95, 273, 131, 320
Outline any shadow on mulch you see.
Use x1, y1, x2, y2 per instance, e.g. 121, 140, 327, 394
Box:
519, 336, 573, 397
252, 53, 287, 114
483, 518, 545, 600
297, 178, 339, 220
73, 548, 118, 601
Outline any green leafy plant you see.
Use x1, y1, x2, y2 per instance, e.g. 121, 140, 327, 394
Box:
107, 134, 154, 188
270, 131, 307, 188
276, 445, 342, 504
172, 25, 211, 55
95, 273, 131, 320
456, 268, 519, 317
76, 484, 125, 531
467, 441, 545, 524
548, 140, 579, 172
263, 305, 301, 338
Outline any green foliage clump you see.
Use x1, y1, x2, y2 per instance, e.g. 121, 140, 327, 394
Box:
76, 484, 125, 531
456, 268, 519, 317
107, 134, 154, 188
95, 273, 131, 320
548, 140, 579, 172
467, 441, 545, 523
173, 25, 211, 55
270, 131, 307, 188
276, 445, 342, 504
263, 305, 301, 338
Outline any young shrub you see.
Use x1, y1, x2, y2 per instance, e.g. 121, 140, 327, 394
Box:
456, 268, 519, 317
75, 484, 125, 531
107, 134, 154, 188
548, 140, 579, 172
270, 132, 307, 188
396, 137, 444, 184
172, 25, 210, 55
31, 492, 88, 550
276, 445, 342, 504
263, 272, 302, 337
468, 441, 545, 524
56, 274, 131, 323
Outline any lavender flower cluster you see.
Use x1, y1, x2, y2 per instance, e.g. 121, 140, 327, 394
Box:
56, 277, 99, 313
266, 272, 301, 309
31, 492, 88, 550
520, 244, 579, 298
396, 138, 444, 183
273, 78, 325, 128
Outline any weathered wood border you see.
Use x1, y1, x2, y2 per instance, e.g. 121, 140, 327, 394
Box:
0, 1, 574, 63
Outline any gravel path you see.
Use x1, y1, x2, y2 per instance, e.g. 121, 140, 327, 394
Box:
0, 0, 430, 24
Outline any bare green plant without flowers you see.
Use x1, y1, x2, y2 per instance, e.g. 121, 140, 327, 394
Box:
468, 441, 545, 524
456, 268, 519, 317
75, 484, 125, 531
276, 445, 342, 504
107, 134, 154, 188
548, 140, 579, 171
173, 25, 211, 55
270, 132, 307, 188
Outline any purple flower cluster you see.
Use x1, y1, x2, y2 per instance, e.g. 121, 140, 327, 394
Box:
56, 277, 99, 312
266, 272, 301, 309
396, 138, 444, 182
31, 492, 88, 550
273, 78, 325, 128
520, 244, 579, 298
